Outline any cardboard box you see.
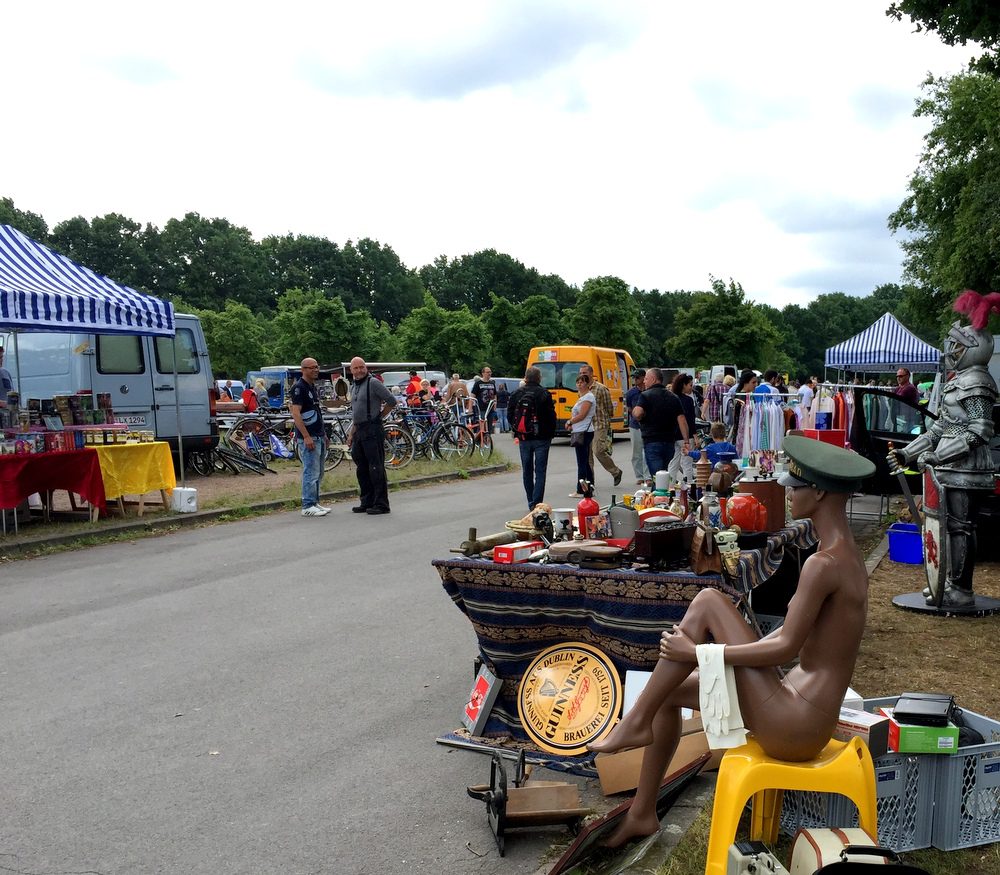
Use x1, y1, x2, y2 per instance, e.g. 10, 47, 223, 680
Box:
492, 540, 544, 564
833, 706, 889, 758
594, 723, 722, 796
879, 707, 959, 754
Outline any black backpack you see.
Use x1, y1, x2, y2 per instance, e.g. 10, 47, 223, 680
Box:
512, 390, 540, 439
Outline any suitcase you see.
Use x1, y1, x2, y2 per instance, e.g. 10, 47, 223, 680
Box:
789, 828, 928, 873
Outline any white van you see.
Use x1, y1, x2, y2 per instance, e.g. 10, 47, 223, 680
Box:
3, 313, 218, 456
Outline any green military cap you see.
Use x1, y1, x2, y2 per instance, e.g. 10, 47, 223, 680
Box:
777, 434, 875, 493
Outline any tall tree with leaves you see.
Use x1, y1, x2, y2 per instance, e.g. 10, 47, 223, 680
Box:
633, 289, 696, 364
889, 73, 1000, 334
482, 293, 566, 375
0, 197, 48, 240
565, 276, 647, 358
887, 1, 1000, 75
666, 278, 781, 369
50, 213, 157, 292
270, 288, 382, 366
197, 300, 271, 378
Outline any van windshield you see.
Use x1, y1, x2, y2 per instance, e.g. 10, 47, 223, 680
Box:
536, 361, 586, 391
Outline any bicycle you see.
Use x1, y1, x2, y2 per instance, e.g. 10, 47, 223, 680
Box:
332, 407, 416, 470
462, 400, 495, 460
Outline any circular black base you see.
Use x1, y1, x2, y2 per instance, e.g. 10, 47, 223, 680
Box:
892, 592, 1000, 617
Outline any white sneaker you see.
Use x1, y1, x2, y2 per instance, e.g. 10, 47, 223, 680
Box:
301, 506, 327, 517
314, 504, 331, 513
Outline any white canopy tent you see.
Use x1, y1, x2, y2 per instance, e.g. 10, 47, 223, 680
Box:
824, 312, 942, 376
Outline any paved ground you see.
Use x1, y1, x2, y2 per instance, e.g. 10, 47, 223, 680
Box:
0, 434, 890, 875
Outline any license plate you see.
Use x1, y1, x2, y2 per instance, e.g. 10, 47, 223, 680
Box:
118, 414, 149, 426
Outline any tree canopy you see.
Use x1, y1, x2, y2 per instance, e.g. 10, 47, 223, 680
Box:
887, 1, 1000, 74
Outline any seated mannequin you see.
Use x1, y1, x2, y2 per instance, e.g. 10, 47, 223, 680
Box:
589, 436, 875, 847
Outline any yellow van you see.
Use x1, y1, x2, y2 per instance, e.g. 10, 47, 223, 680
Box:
526, 345, 636, 435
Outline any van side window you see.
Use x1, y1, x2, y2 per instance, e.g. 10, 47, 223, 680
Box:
97, 335, 144, 375
154, 328, 200, 375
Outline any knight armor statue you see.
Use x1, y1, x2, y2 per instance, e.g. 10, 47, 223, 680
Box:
889, 290, 999, 609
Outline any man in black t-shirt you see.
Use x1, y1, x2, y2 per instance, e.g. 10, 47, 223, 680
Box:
632, 367, 690, 478
290, 357, 330, 517
471, 365, 498, 433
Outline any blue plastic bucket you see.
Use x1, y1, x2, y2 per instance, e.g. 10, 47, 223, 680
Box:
887, 522, 922, 564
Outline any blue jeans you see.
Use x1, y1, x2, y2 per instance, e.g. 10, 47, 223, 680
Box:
298, 433, 325, 508
643, 440, 675, 481
518, 438, 551, 509
497, 407, 509, 432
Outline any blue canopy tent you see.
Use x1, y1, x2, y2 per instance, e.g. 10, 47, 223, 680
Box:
0, 224, 174, 336
824, 312, 941, 376
0, 224, 190, 487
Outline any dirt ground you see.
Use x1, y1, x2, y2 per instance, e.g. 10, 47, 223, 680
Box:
854, 553, 1000, 715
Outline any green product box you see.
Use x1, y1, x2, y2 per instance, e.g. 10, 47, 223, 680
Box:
879, 707, 959, 754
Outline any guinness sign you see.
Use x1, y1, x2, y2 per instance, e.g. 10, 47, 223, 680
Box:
518, 643, 622, 755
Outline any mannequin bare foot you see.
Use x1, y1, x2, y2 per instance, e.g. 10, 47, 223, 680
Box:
603, 809, 661, 848
588, 718, 653, 754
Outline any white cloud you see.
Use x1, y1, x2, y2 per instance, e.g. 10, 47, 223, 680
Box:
0, 0, 974, 308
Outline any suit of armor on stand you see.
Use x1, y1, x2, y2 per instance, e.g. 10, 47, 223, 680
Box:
889, 291, 1000, 609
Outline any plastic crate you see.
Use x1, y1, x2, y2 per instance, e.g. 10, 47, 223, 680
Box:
931, 707, 1000, 851
780, 696, 936, 851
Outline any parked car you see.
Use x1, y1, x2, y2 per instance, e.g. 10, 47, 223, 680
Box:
215, 379, 245, 400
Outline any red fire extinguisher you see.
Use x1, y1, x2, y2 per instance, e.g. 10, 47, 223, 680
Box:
576, 479, 599, 538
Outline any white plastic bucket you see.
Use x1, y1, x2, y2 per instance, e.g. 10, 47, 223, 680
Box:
171, 487, 198, 513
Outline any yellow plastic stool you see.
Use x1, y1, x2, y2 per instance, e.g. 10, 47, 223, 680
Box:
703, 736, 877, 875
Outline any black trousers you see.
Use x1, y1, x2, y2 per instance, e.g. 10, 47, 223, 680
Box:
351, 423, 389, 511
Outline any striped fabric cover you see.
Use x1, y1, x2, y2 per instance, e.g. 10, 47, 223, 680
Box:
825, 312, 941, 372
0, 224, 174, 336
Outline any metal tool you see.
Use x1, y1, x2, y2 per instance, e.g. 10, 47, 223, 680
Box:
887, 441, 922, 524
450, 527, 517, 557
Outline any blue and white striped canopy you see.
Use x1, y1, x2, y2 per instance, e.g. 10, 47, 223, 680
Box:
825, 312, 941, 373
0, 224, 174, 337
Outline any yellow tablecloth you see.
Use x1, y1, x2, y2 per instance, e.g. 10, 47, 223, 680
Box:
93, 442, 176, 500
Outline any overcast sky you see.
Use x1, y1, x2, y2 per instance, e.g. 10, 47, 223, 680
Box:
1, 1, 974, 309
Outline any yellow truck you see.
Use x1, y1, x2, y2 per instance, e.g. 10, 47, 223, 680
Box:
526, 345, 636, 435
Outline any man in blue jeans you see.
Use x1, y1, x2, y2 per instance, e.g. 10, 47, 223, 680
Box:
507, 367, 557, 509
632, 367, 689, 479
290, 357, 329, 517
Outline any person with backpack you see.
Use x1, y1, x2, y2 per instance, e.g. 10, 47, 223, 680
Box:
507, 367, 557, 510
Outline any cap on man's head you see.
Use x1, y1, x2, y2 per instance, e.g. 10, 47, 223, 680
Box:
409, 370, 418, 377
777, 435, 875, 493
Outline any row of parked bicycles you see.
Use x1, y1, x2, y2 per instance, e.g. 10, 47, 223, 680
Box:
185, 400, 495, 476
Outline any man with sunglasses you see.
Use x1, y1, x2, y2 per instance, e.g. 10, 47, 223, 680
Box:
894, 368, 919, 405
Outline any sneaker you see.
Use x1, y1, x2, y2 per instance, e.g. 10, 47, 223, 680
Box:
301, 506, 327, 517
314, 504, 331, 513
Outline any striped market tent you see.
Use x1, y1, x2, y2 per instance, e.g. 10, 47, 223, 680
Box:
825, 312, 941, 374
0, 224, 173, 336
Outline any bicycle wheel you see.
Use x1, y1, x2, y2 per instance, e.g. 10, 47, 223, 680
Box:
384, 424, 416, 469
325, 439, 347, 470
433, 423, 475, 461
476, 432, 494, 461
188, 449, 215, 476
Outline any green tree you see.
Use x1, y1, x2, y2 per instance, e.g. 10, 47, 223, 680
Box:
633, 289, 696, 364
270, 288, 381, 366
665, 278, 781, 368
0, 197, 48, 240
889, 73, 1000, 334
198, 300, 271, 379
395, 293, 489, 373
261, 233, 360, 308
155, 213, 271, 312
343, 238, 424, 326
565, 276, 646, 358
887, 1, 1000, 74
49, 213, 157, 291
482, 293, 566, 374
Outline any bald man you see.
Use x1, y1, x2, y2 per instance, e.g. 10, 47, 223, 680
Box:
290, 357, 329, 516
348, 356, 397, 515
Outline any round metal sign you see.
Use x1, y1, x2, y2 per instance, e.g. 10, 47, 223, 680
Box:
518, 642, 622, 755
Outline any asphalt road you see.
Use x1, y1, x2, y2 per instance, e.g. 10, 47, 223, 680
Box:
1, 434, 630, 875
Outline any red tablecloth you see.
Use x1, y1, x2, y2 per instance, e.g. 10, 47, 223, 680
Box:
0, 450, 107, 511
